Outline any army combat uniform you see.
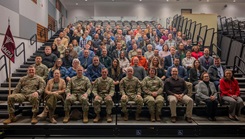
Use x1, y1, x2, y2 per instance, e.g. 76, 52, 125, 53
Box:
119, 76, 143, 121
32, 63, 48, 81
92, 77, 115, 123
4, 75, 45, 124
141, 76, 164, 122
63, 75, 91, 123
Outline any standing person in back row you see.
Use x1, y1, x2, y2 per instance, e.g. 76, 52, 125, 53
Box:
3, 66, 46, 125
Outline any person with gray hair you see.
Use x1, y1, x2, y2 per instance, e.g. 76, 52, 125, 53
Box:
66, 58, 81, 82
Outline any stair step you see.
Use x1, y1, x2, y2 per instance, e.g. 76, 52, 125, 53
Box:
8, 77, 21, 82
20, 64, 31, 68
12, 72, 27, 77
238, 83, 245, 87
16, 68, 28, 72
0, 94, 8, 101
37, 50, 45, 53
234, 73, 244, 77
47, 39, 55, 43
1, 82, 18, 87
38, 46, 45, 50
25, 61, 35, 65
44, 42, 53, 46
27, 57, 35, 62
50, 36, 58, 39
0, 110, 10, 118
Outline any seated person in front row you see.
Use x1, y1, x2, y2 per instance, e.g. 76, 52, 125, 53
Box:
3, 66, 46, 125
164, 67, 193, 123
92, 68, 115, 123
38, 69, 66, 124
196, 72, 218, 121
142, 68, 164, 122
120, 67, 143, 121
166, 58, 193, 97
63, 66, 92, 123
220, 69, 244, 121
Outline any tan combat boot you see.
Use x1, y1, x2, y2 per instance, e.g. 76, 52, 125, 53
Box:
135, 112, 140, 121
156, 111, 161, 122
93, 113, 100, 123
3, 113, 16, 124
49, 110, 57, 124
123, 113, 128, 121
31, 113, 38, 124
83, 111, 89, 123
150, 113, 155, 122
37, 106, 48, 118
63, 111, 70, 123
107, 114, 112, 123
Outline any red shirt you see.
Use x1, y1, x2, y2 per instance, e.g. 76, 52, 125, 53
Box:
191, 51, 204, 60
220, 78, 240, 97
131, 56, 148, 71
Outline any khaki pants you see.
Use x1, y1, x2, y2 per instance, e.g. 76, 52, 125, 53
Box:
168, 95, 193, 117
7, 93, 39, 114
185, 81, 193, 97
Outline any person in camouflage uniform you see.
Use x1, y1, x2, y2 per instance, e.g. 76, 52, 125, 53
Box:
142, 67, 164, 122
120, 67, 143, 121
32, 55, 48, 81
3, 66, 46, 125
37, 69, 66, 124
92, 68, 115, 123
63, 66, 91, 123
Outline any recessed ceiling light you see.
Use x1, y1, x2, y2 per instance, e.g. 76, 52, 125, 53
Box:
233, 0, 236, 2
85, 0, 87, 1
139, 0, 142, 1
207, 0, 209, 2
76, 3, 78, 5
166, 0, 169, 2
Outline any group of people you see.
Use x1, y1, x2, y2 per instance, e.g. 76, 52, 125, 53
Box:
2, 22, 244, 124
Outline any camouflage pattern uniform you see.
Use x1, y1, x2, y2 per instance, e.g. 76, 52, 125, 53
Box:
92, 77, 115, 115
7, 75, 46, 114
142, 76, 164, 120
64, 76, 91, 112
119, 76, 143, 115
32, 63, 48, 81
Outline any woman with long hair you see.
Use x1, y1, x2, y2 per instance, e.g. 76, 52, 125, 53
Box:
189, 60, 206, 86
150, 56, 166, 81
108, 58, 123, 97
118, 51, 130, 73
48, 58, 67, 80
220, 69, 244, 121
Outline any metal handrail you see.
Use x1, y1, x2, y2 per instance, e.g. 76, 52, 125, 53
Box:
15, 42, 26, 64
0, 55, 8, 80
211, 43, 222, 57
233, 56, 245, 75
30, 34, 37, 51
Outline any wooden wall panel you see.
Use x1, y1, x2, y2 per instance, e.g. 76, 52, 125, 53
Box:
48, 15, 56, 32
37, 23, 48, 43
32, 0, 37, 4
56, 0, 61, 12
